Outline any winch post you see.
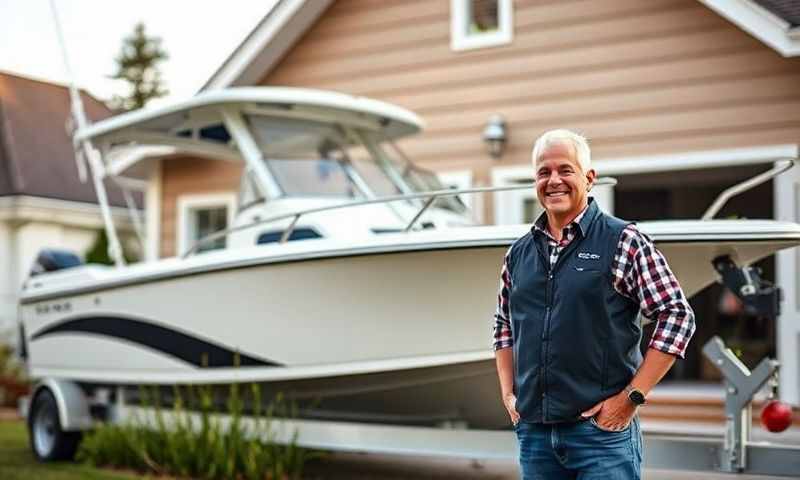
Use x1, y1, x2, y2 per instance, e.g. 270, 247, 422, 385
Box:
702, 336, 779, 473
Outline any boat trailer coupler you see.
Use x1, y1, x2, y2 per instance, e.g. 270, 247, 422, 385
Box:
712, 255, 781, 320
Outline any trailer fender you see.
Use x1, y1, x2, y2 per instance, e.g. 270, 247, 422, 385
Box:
31, 379, 92, 431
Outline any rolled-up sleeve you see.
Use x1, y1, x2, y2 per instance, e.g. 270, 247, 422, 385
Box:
493, 248, 514, 351
613, 225, 696, 358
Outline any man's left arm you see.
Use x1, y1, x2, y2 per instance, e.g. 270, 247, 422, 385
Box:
581, 225, 696, 430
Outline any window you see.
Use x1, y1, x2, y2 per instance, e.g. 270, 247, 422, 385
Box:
246, 116, 403, 199
523, 197, 544, 223
347, 143, 402, 198
379, 143, 468, 215
267, 157, 357, 198
491, 166, 615, 225
451, 0, 513, 51
256, 228, 323, 245
177, 193, 236, 255
238, 169, 266, 211
438, 170, 482, 223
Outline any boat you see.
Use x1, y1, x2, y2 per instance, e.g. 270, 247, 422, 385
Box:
17, 87, 800, 456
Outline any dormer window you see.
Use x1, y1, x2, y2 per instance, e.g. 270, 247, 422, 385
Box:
451, 0, 513, 52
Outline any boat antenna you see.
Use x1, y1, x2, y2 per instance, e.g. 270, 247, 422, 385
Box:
49, 0, 127, 266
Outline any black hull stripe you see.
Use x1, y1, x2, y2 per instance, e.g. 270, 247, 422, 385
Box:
31, 316, 281, 368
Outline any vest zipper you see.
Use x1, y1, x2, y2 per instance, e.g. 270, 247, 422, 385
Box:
541, 269, 554, 421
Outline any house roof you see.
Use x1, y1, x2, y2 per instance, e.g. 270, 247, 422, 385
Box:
699, 0, 800, 56
203, 0, 800, 93
755, 0, 800, 27
201, 0, 332, 91
0, 71, 133, 207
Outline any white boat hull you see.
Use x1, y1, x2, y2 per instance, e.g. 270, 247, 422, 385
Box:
22, 244, 511, 427
19, 221, 800, 429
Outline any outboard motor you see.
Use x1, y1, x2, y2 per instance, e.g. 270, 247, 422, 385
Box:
29, 249, 83, 277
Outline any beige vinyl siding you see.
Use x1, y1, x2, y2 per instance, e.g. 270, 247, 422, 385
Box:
157, 0, 800, 243
160, 157, 242, 258
262, 0, 800, 181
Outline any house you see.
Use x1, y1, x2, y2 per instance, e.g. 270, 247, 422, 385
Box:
0, 72, 137, 338
130, 0, 800, 405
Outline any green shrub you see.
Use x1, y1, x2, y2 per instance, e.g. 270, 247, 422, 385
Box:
77, 384, 318, 480
84, 229, 138, 265
0, 335, 29, 408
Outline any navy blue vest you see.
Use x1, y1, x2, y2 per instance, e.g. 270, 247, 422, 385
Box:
508, 199, 642, 423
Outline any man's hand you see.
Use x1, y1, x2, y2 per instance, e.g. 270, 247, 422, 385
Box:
580, 390, 636, 431
504, 392, 520, 425
495, 348, 519, 425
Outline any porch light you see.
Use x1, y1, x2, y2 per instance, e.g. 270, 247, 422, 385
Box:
483, 114, 507, 159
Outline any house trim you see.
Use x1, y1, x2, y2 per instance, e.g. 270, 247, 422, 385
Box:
438, 169, 483, 223
145, 160, 162, 262
773, 150, 800, 405
450, 0, 514, 52
201, 0, 333, 91
176, 193, 237, 256
698, 0, 800, 57
0, 195, 135, 230
200, 0, 800, 94
491, 144, 799, 224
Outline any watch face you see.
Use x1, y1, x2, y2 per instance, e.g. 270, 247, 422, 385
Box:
628, 390, 646, 405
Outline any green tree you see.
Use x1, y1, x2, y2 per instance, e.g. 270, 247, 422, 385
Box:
85, 229, 138, 265
109, 22, 168, 111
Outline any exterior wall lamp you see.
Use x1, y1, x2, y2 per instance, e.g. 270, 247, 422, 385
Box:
483, 114, 507, 159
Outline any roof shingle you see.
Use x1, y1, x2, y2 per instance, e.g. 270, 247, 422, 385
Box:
0, 71, 133, 207
755, 0, 800, 27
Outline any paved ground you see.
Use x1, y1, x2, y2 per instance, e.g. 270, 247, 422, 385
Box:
5, 407, 796, 479
305, 452, 798, 479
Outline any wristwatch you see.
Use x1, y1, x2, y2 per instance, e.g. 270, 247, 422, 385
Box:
625, 385, 647, 406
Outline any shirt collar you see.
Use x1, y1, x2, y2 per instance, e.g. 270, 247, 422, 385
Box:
532, 198, 597, 240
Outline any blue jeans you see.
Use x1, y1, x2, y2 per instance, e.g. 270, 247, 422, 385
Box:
515, 416, 642, 479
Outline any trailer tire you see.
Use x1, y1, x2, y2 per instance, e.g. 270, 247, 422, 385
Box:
28, 388, 82, 461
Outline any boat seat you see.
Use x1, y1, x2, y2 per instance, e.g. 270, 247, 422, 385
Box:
29, 249, 83, 277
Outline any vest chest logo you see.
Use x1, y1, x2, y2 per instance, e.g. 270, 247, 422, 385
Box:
577, 252, 600, 260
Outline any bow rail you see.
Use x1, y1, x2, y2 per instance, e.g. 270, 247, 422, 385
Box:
182, 179, 619, 258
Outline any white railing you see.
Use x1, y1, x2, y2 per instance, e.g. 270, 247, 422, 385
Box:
184, 156, 799, 258
182, 179, 619, 258
702, 158, 796, 220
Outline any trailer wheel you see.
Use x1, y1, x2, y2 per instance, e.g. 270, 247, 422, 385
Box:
28, 388, 82, 461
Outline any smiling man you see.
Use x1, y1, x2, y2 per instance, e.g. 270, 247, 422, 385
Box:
492, 129, 696, 479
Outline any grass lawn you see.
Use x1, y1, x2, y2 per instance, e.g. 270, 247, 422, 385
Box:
0, 418, 144, 480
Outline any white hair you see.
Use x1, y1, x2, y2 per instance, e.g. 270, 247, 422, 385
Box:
531, 129, 592, 173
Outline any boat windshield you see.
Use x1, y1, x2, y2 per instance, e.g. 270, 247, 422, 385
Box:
378, 141, 468, 215
246, 115, 402, 199
245, 115, 468, 215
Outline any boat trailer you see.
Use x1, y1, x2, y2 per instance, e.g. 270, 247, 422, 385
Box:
24, 260, 800, 476
20, 161, 800, 475
254, 334, 800, 477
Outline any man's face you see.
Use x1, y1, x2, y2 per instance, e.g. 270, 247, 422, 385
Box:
534, 142, 595, 217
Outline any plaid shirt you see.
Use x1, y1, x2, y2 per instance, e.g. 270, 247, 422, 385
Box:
493, 206, 696, 358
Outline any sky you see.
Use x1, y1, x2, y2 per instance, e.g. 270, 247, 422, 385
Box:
0, 0, 277, 106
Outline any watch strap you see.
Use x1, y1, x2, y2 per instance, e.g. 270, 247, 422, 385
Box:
625, 385, 646, 405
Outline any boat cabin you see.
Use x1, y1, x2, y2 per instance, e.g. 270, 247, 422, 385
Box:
82, 87, 474, 258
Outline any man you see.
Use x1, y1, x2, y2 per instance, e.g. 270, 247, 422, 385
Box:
493, 129, 695, 479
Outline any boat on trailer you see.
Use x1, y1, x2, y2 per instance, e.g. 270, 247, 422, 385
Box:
18, 87, 800, 475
